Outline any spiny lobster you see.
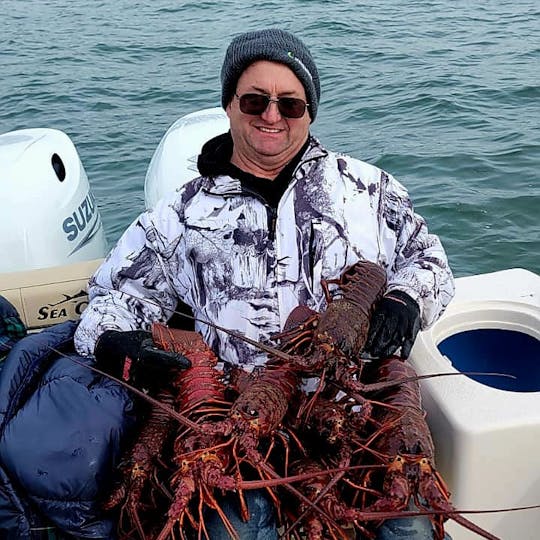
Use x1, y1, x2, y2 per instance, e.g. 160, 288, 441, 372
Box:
351, 356, 502, 540
103, 387, 176, 538
104, 326, 242, 539
85, 260, 535, 539
276, 259, 387, 373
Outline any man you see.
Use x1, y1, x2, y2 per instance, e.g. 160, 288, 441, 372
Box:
75, 29, 454, 540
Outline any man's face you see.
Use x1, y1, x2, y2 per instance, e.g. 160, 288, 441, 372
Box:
226, 60, 311, 177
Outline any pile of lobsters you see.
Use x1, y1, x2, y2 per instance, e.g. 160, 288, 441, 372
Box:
101, 261, 500, 540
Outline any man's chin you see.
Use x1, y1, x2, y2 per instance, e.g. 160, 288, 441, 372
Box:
251, 140, 289, 158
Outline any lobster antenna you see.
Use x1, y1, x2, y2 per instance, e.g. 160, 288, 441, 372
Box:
48, 346, 202, 432
95, 285, 299, 364
92, 285, 516, 388
331, 370, 516, 397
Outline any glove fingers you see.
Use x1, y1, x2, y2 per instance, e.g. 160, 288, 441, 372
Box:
368, 324, 398, 358
400, 338, 414, 359
400, 318, 421, 358
139, 342, 191, 370
365, 314, 385, 351
375, 338, 400, 358
94, 330, 152, 367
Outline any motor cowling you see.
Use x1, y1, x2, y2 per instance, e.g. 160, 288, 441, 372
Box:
0, 128, 108, 273
144, 107, 229, 209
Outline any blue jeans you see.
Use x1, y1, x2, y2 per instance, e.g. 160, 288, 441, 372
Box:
203, 491, 452, 539
375, 510, 452, 540
203, 490, 278, 540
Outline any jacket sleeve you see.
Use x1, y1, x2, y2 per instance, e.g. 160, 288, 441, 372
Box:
74, 196, 184, 357
378, 171, 455, 329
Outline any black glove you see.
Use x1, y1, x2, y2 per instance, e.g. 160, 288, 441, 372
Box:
365, 291, 421, 359
94, 329, 191, 391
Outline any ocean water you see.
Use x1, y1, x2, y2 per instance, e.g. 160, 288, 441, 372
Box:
2, 0, 539, 278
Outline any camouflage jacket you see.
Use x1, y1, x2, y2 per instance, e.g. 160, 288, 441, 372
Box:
74, 136, 454, 367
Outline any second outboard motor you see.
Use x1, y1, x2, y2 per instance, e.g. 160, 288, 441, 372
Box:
144, 107, 229, 209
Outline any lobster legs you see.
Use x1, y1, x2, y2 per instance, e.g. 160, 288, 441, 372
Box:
360, 357, 501, 540
93, 259, 520, 540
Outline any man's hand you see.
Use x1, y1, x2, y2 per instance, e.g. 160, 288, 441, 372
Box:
365, 291, 421, 359
94, 329, 191, 391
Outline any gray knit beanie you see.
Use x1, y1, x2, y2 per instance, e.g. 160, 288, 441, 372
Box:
221, 29, 320, 121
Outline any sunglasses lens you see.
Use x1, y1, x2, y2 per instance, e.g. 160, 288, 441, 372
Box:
238, 94, 307, 118
278, 97, 306, 118
239, 94, 269, 115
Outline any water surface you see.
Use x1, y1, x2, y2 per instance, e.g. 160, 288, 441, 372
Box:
2, 0, 539, 277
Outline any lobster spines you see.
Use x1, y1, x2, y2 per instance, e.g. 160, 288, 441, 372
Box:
224, 306, 313, 437
366, 356, 435, 460
287, 458, 362, 539
152, 323, 229, 415
301, 394, 367, 462
282, 305, 319, 333
230, 361, 301, 437
317, 260, 387, 357
151, 324, 208, 356
358, 357, 505, 540
271, 261, 387, 370
314, 298, 369, 358
321, 260, 387, 314
303, 395, 348, 448
103, 388, 176, 539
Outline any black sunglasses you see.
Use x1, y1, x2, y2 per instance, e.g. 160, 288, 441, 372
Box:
235, 93, 309, 119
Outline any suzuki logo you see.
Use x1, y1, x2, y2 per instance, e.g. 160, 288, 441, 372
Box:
61, 192, 103, 255
62, 192, 97, 242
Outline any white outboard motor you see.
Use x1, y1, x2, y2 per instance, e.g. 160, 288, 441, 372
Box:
144, 107, 229, 209
0, 128, 108, 273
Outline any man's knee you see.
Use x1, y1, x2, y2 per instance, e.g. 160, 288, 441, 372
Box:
375, 515, 452, 540
241, 490, 277, 531
203, 489, 278, 540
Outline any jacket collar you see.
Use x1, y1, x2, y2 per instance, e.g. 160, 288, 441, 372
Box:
197, 132, 327, 198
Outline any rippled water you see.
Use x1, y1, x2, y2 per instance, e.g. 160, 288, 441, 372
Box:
2, 0, 539, 277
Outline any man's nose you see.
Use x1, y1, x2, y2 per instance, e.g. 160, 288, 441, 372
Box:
261, 99, 282, 122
